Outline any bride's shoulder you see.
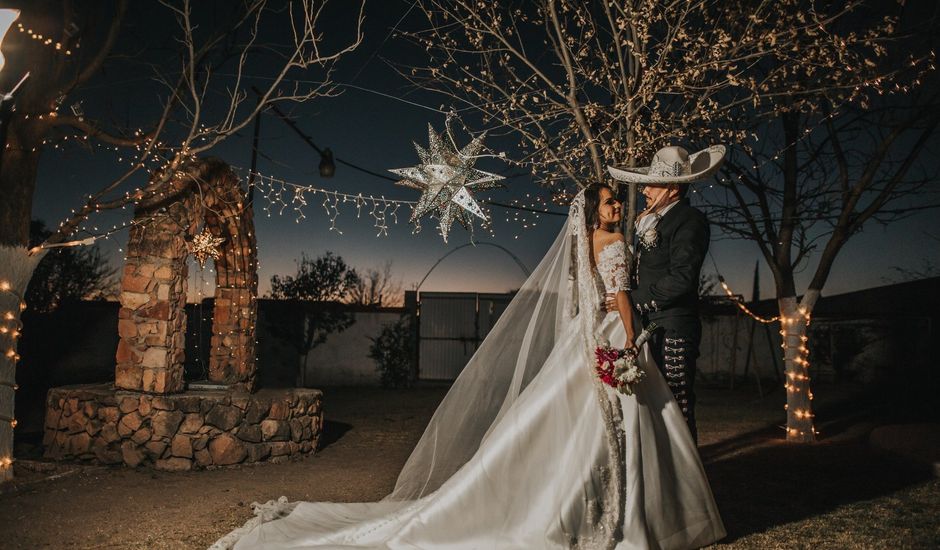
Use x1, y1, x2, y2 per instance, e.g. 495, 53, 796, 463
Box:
593, 230, 626, 260
594, 229, 625, 245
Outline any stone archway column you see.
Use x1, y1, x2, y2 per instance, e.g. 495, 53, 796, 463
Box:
115, 176, 196, 394
203, 171, 259, 392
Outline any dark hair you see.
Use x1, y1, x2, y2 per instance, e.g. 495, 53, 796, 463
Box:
583, 183, 612, 230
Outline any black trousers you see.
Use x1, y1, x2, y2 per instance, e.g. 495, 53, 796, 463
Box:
646, 316, 701, 444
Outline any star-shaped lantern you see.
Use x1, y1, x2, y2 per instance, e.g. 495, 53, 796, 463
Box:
389, 120, 504, 243
187, 228, 225, 268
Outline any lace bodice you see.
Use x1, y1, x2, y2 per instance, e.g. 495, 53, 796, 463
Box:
596, 240, 632, 294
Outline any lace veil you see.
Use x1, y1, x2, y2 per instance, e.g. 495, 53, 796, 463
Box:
386, 190, 617, 504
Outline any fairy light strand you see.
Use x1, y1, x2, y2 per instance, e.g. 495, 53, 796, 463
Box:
708, 255, 817, 439
0, 279, 28, 473
15, 22, 78, 56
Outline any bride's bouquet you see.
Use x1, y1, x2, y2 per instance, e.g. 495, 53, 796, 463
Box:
594, 323, 658, 395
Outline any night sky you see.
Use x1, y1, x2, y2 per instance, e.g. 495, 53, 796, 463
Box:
29, 1, 940, 301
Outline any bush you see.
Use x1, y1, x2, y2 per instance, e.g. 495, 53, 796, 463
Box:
27, 220, 118, 312
369, 315, 416, 388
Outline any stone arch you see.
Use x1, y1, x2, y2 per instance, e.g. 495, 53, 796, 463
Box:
115, 158, 258, 394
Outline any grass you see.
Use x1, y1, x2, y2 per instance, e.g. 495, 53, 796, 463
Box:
695, 383, 939, 549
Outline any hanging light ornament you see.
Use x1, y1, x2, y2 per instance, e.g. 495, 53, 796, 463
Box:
389, 114, 504, 243
318, 148, 335, 178
187, 227, 225, 268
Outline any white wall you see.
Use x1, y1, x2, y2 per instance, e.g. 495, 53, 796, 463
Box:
302, 310, 406, 386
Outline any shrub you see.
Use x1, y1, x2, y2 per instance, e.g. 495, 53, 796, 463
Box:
369, 315, 416, 388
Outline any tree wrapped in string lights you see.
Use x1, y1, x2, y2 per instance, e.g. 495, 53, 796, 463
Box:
696, 3, 937, 442
0, 0, 364, 479
704, 84, 939, 441
401, 0, 906, 237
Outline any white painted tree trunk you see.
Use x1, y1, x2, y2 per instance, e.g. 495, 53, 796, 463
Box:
0, 245, 45, 482
779, 290, 820, 443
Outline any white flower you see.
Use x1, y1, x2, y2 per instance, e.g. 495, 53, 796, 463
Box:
617, 363, 646, 386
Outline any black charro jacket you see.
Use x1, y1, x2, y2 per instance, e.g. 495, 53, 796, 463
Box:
631, 198, 709, 321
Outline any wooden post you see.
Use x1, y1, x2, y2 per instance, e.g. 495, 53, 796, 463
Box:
246, 96, 263, 205
729, 311, 740, 390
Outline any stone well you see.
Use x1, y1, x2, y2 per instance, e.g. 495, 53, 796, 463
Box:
115, 158, 259, 394
41, 159, 324, 471
43, 384, 323, 470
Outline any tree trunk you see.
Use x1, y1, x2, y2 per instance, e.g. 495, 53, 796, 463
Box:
0, 51, 59, 482
624, 182, 637, 242
0, 122, 43, 247
779, 290, 820, 442
622, 113, 637, 242
0, 245, 46, 482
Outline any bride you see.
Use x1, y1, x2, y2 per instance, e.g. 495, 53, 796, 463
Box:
212, 181, 726, 550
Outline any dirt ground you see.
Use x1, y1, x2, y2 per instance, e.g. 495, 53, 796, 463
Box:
0, 384, 937, 549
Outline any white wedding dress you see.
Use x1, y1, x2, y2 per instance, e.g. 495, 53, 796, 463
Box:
211, 192, 725, 549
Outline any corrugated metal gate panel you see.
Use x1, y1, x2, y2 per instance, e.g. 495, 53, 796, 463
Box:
418, 294, 478, 380
420, 295, 477, 338
419, 338, 477, 380
417, 292, 513, 381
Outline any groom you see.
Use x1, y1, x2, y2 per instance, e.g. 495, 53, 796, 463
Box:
605, 145, 726, 444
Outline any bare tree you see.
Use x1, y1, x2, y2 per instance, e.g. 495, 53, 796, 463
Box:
267, 252, 361, 387
0, 0, 364, 481
702, 78, 940, 441
26, 220, 118, 312
0, 1, 363, 248
350, 260, 404, 307
698, 272, 718, 299
400, 0, 903, 235
883, 260, 940, 283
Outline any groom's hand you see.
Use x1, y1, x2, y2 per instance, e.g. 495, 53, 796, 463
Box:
604, 293, 617, 313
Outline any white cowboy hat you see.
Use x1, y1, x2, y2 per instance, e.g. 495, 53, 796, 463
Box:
607, 144, 726, 186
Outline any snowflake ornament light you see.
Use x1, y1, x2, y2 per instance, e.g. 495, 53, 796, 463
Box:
389, 116, 505, 243
187, 228, 225, 268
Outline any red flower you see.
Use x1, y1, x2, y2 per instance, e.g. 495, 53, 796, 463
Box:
594, 346, 620, 389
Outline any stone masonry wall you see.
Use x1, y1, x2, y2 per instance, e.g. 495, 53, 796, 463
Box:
115, 220, 191, 393
115, 159, 259, 393
203, 168, 258, 391
115, 171, 197, 394
43, 384, 322, 470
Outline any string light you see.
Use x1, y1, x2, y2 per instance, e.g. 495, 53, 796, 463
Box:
709, 262, 816, 440
0, 278, 26, 474
246, 169, 414, 237
501, 192, 553, 240
33, 118, 554, 250
242, 168, 558, 238
15, 22, 77, 55
716, 276, 780, 323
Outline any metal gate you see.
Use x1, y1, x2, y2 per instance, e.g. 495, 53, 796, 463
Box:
416, 291, 513, 380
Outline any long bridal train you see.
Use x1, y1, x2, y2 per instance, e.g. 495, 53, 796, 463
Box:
212, 196, 725, 549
